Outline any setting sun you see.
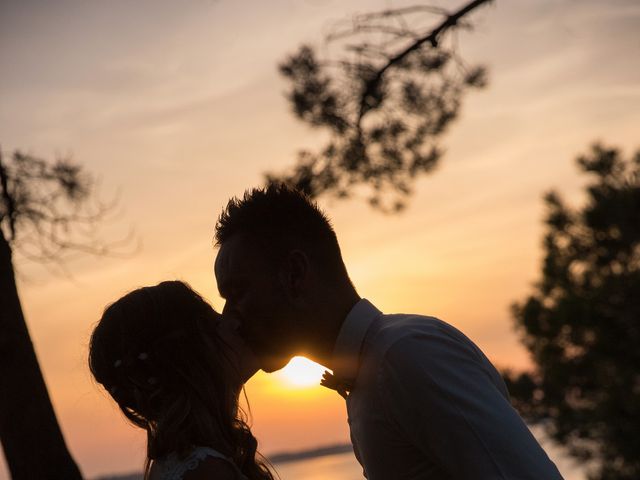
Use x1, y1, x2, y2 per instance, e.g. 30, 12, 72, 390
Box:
276, 356, 327, 388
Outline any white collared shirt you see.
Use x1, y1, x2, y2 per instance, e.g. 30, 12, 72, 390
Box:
331, 299, 564, 480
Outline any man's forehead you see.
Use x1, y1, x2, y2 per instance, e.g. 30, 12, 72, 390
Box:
215, 235, 261, 276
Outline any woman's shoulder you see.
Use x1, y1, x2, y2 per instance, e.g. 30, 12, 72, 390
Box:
151, 446, 244, 480
182, 455, 238, 480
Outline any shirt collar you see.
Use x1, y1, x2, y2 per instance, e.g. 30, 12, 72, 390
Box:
331, 298, 382, 383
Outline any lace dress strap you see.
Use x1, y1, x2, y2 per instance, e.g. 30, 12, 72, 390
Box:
156, 446, 247, 480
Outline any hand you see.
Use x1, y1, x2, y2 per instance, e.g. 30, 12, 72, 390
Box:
321, 370, 350, 399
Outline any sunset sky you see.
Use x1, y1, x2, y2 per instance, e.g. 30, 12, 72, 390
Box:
1, 0, 639, 478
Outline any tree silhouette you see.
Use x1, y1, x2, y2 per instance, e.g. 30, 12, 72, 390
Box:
267, 0, 492, 212
505, 144, 640, 480
0, 148, 131, 479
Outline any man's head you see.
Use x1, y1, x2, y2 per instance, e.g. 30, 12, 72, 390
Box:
214, 184, 355, 372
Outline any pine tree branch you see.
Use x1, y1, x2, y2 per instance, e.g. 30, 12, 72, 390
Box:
0, 148, 17, 241
357, 0, 493, 121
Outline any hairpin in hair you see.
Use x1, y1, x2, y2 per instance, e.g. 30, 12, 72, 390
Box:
113, 359, 122, 368
138, 352, 149, 360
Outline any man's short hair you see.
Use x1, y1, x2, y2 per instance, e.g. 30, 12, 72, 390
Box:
215, 184, 349, 281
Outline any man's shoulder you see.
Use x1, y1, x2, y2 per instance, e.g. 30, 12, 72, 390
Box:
364, 312, 483, 366
369, 312, 462, 345
379, 312, 452, 331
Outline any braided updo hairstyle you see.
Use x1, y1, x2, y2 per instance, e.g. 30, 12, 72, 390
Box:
88, 280, 274, 480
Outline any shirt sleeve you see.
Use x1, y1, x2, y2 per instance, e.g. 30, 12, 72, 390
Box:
378, 329, 564, 480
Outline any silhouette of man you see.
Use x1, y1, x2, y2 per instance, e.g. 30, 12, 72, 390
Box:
214, 184, 564, 480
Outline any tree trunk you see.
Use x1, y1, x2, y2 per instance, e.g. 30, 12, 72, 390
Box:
0, 229, 83, 479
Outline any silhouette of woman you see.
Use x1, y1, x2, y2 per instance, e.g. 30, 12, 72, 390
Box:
88, 280, 274, 480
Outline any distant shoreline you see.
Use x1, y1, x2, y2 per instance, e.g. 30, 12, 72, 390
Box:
95, 443, 354, 480
268, 443, 353, 465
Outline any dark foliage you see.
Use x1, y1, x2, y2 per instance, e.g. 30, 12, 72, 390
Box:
0, 149, 132, 273
506, 144, 640, 480
267, 0, 492, 212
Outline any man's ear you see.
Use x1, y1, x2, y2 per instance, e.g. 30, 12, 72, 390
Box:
279, 249, 310, 302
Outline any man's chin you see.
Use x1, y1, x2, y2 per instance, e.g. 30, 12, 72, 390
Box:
259, 355, 292, 373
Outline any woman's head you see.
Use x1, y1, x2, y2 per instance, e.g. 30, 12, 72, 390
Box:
88, 280, 271, 479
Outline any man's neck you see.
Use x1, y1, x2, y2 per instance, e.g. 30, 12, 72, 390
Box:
304, 287, 360, 369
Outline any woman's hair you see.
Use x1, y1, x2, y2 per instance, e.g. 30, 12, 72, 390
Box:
88, 280, 274, 480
